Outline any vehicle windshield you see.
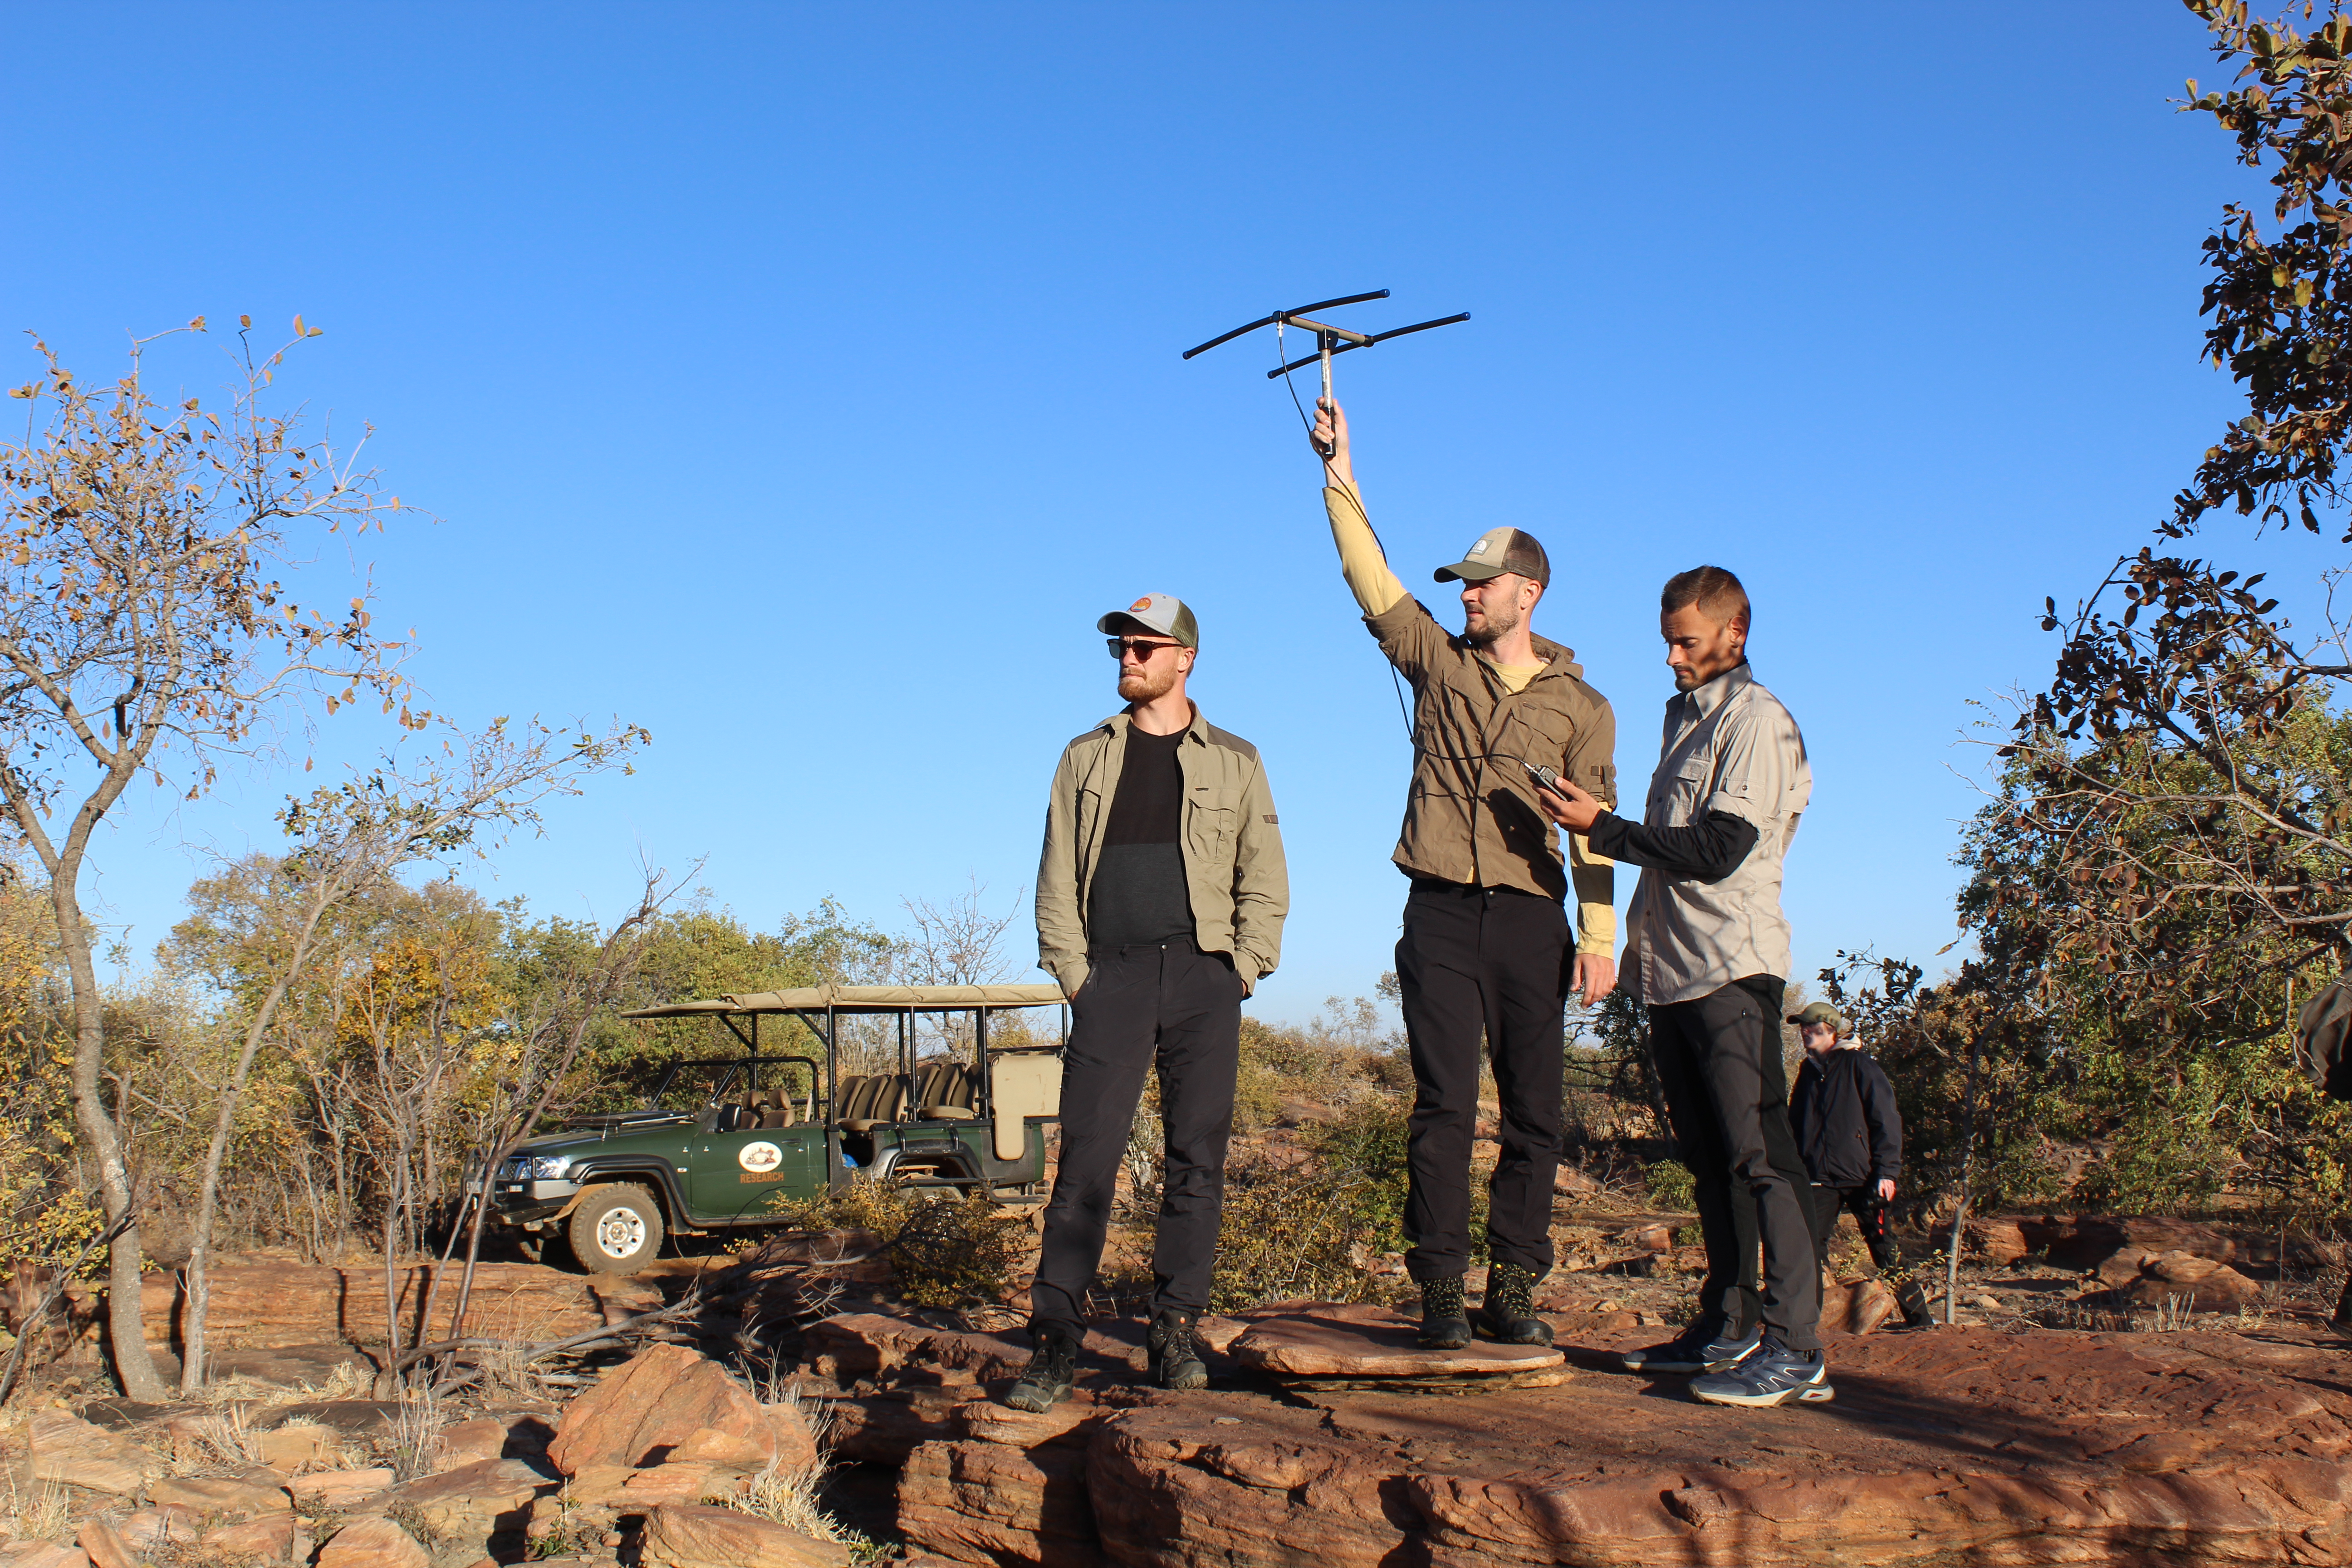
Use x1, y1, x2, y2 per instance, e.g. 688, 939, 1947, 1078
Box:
647, 1057, 820, 1117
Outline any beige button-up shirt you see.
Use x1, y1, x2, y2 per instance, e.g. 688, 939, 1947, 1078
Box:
1624, 662, 1810, 1006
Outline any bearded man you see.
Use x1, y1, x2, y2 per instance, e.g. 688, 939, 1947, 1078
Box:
1309, 398, 1617, 1349
1009, 593, 1289, 1411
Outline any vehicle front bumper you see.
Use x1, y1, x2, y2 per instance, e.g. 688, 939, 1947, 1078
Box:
487, 1178, 582, 1229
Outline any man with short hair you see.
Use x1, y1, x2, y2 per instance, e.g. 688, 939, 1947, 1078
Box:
1539, 565, 1826, 1406
1788, 1001, 1936, 1329
1009, 593, 1288, 1411
1308, 398, 1617, 1350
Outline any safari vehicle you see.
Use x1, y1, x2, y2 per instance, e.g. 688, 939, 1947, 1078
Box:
482, 984, 1067, 1274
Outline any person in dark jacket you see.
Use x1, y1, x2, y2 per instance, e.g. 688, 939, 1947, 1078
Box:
1787, 1002, 1935, 1328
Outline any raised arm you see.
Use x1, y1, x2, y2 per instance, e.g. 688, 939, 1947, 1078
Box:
1311, 398, 1407, 618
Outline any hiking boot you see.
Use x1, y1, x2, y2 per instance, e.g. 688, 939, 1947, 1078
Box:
1618, 1320, 1761, 1375
1004, 1321, 1079, 1411
1895, 1280, 1939, 1329
1147, 1308, 1208, 1391
1415, 1275, 1472, 1349
1474, 1262, 1553, 1346
1689, 1333, 1833, 1407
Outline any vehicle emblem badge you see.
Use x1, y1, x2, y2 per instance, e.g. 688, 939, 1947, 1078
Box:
739, 1141, 783, 1173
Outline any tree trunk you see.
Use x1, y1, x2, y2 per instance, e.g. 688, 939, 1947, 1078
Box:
52, 866, 165, 1401
180, 970, 298, 1394
1944, 1032, 1983, 1326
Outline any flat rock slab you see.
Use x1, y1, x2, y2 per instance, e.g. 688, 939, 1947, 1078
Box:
1226, 1307, 1566, 1380
1088, 1323, 2352, 1567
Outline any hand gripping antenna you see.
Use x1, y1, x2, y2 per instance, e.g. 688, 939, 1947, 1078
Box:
1182, 290, 1470, 453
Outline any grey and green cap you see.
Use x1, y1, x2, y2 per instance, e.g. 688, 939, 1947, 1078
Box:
1097, 592, 1199, 649
1787, 1001, 1849, 1035
1434, 527, 1550, 588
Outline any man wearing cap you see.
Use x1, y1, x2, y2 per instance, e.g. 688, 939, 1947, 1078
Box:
1538, 564, 1828, 1407
1788, 1001, 1936, 1328
1009, 593, 1288, 1411
1308, 398, 1617, 1351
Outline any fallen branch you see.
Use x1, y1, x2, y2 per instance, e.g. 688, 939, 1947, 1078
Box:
405, 1292, 703, 1395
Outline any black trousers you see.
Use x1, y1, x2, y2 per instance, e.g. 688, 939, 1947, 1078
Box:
1650, 978, 1823, 1351
1810, 1183, 1931, 1317
1394, 880, 1568, 1281
1030, 936, 1242, 1330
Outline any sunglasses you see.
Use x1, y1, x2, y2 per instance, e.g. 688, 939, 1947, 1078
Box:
1107, 637, 1183, 661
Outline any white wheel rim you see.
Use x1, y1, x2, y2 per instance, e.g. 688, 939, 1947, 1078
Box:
595, 1205, 647, 1259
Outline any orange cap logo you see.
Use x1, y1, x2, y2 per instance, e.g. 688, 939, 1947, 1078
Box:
1130, 597, 1154, 611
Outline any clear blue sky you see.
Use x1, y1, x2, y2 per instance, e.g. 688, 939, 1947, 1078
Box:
0, 3, 2314, 1021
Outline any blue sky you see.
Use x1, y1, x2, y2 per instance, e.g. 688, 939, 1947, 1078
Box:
0, 3, 2319, 1022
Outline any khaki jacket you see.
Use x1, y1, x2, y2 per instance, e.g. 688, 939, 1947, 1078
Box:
1034, 707, 1288, 999
1367, 596, 1617, 919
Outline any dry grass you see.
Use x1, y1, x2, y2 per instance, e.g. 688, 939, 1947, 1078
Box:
378, 1397, 446, 1482
0, 1471, 69, 1544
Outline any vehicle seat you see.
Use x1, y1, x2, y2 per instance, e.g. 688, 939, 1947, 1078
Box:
710, 1102, 753, 1134
758, 1086, 795, 1130
988, 1049, 1063, 1161
919, 1062, 976, 1121
830, 1074, 875, 1129
839, 1075, 905, 1134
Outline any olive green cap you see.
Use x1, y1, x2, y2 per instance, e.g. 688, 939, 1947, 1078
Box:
1787, 1001, 1849, 1035
1097, 592, 1199, 649
1435, 527, 1550, 588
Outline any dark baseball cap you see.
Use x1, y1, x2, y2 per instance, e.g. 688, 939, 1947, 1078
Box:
1434, 527, 1550, 588
1787, 1001, 1850, 1035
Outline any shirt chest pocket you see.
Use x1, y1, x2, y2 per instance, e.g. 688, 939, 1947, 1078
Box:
1186, 785, 1241, 856
1649, 757, 1712, 825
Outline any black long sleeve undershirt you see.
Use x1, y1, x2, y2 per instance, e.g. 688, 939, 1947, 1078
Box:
1586, 810, 1759, 883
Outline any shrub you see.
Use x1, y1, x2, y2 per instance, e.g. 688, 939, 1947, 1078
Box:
1645, 1159, 1696, 1212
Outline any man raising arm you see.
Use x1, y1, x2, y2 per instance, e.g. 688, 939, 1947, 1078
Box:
1308, 396, 1616, 1352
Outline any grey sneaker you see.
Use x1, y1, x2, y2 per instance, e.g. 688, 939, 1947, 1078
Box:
1690, 1333, 1833, 1407
1004, 1322, 1079, 1411
1415, 1276, 1472, 1349
1474, 1262, 1553, 1346
1147, 1308, 1208, 1391
1619, 1321, 1761, 1374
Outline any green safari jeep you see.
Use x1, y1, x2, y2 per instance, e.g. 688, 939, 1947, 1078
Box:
481, 984, 1068, 1274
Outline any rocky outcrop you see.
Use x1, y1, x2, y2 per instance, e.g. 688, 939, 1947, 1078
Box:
638, 1503, 848, 1568
26, 1414, 159, 1496
803, 1305, 2352, 1567
1225, 1304, 1566, 1383
2094, 1246, 2263, 1310
137, 1262, 662, 1352
546, 1343, 815, 1477
314, 1518, 429, 1568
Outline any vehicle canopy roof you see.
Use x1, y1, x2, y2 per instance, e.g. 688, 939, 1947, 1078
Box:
622, 983, 1066, 1019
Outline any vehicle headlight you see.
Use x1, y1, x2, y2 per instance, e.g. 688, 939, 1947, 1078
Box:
512, 1155, 573, 1180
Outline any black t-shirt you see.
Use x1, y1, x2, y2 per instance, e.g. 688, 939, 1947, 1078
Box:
1088, 725, 1194, 947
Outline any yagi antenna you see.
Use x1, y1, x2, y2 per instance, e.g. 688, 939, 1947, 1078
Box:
1183, 289, 1470, 453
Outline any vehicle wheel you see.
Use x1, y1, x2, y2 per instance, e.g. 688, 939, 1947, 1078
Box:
566, 1185, 664, 1274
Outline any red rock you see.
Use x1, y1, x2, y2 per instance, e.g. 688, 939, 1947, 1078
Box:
802, 1313, 1032, 1388
619, 1461, 721, 1504
377, 1456, 547, 1538
433, 1417, 513, 1469
70, 1523, 131, 1568
1818, 1276, 1898, 1335
138, 1262, 659, 1352
148, 1475, 291, 1517
3, 1548, 90, 1568
1083, 1327, 2352, 1567
201, 1512, 298, 1559
897, 1438, 1095, 1568
285, 1467, 395, 1509
1966, 1215, 2029, 1262
28, 1413, 152, 1494
1226, 1308, 1566, 1380
110, 1510, 197, 1554
315, 1518, 428, 1568
255, 1421, 338, 1470
546, 1344, 792, 1475
638, 1503, 849, 1568
2016, 1213, 2240, 1270
2125, 1250, 2263, 1311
